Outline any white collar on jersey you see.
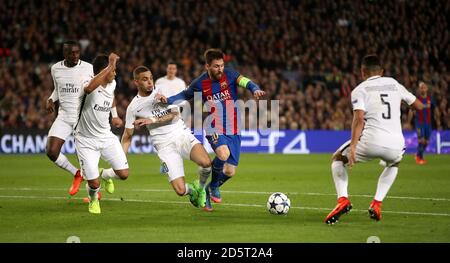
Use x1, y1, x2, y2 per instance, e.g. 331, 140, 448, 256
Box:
367, 75, 382, 80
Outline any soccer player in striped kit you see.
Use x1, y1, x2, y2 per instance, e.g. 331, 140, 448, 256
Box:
158, 49, 265, 211
410, 82, 436, 164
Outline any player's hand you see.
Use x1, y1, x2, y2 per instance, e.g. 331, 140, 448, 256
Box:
111, 117, 123, 128
253, 90, 266, 100
348, 146, 356, 168
108, 53, 120, 66
46, 99, 55, 114
155, 93, 168, 104
133, 118, 155, 128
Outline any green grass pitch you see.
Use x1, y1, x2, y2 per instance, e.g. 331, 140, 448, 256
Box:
0, 153, 449, 243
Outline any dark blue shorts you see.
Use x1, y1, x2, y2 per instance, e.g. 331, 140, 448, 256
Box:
416, 124, 431, 140
206, 134, 241, 166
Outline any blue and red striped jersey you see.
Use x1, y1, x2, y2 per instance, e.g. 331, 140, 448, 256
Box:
415, 95, 435, 125
167, 67, 255, 135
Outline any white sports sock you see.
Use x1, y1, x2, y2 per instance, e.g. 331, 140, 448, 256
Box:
86, 184, 100, 201
183, 183, 192, 196
198, 167, 211, 188
374, 167, 398, 202
331, 161, 348, 199
101, 168, 120, 180
54, 153, 78, 176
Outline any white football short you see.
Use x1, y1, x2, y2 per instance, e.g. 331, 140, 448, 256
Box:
337, 140, 404, 167
48, 118, 74, 140
155, 130, 200, 182
75, 134, 128, 181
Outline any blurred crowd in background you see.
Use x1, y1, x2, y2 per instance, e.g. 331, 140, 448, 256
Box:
1, 0, 448, 131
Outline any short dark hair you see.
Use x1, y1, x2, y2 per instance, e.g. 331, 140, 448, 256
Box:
361, 54, 382, 72
204, 48, 224, 64
92, 54, 109, 75
133, 66, 150, 79
63, 40, 80, 48
167, 61, 177, 66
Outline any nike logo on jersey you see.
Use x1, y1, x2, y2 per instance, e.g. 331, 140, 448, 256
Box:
137, 108, 144, 112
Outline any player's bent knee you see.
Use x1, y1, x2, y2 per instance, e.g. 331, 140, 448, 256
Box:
173, 183, 186, 196
88, 180, 100, 189
115, 169, 129, 180
223, 167, 235, 177
199, 158, 212, 168
215, 148, 230, 161
390, 162, 400, 168
332, 152, 348, 164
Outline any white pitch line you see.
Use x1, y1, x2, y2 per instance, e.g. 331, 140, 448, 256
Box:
0, 194, 449, 217
1, 187, 450, 202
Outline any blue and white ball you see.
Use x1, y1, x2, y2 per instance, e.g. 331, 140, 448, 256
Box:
267, 192, 291, 215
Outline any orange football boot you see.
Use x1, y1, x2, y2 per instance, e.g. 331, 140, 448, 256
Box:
368, 199, 382, 221
69, 170, 83, 196
325, 197, 352, 225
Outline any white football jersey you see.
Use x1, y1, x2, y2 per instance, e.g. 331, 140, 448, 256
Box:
125, 86, 187, 146
154, 76, 186, 97
74, 80, 116, 138
351, 75, 416, 150
50, 60, 93, 124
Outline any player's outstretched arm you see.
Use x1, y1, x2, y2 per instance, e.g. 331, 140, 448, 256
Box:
121, 128, 134, 154
133, 110, 180, 127
237, 75, 265, 99
166, 85, 195, 105
84, 53, 120, 94
411, 99, 425, 111
349, 109, 365, 167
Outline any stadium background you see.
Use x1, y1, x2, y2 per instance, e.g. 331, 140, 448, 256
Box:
0, 0, 449, 133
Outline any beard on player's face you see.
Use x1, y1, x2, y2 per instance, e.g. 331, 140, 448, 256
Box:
209, 69, 223, 80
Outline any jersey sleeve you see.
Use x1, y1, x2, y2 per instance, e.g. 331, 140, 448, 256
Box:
226, 68, 240, 82
398, 84, 416, 105
167, 80, 198, 104
49, 67, 59, 102
351, 89, 366, 111
124, 105, 136, 129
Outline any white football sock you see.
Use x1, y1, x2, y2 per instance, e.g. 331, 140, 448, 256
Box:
184, 183, 192, 196
86, 184, 100, 201
54, 153, 78, 176
101, 168, 120, 180
374, 167, 398, 202
331, 161, 348, 199
198, 167, 211, 188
